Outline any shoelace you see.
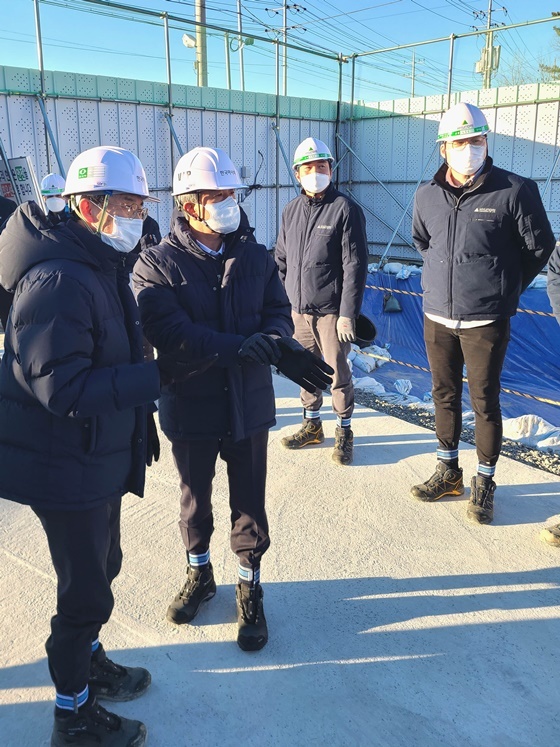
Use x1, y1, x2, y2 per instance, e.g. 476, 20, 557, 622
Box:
239, 588, 260, 623
472, 485, 493, 507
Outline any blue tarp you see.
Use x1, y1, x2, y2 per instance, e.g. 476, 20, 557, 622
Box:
359, 271, 560, 426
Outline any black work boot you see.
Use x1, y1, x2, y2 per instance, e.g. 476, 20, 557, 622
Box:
466, 476, 495, 524
281, 419, 324, 449
411, 462, 464, 502
236, 583, 268, 652
166, 563, 216, 624
332, 426, 353, 465
51, 693, 146, 746
540, 523, 560, 547
89, 644, 151, 702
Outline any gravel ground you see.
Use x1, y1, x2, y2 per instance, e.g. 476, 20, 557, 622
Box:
354, 389, 560, 477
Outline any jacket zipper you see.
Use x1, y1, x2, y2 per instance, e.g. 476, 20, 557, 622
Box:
300, 199, 313, 312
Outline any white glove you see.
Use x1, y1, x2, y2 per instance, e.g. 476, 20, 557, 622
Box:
336, 316, 356, 343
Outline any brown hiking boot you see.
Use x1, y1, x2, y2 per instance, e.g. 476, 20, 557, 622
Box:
281, 419, 324, 449
332, 426, 353, 465
411, 462, 464, 502
540, 523, 560, 547
466, 476, 495, 524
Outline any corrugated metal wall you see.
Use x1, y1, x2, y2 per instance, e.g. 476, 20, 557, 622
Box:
1, 66, 559, 258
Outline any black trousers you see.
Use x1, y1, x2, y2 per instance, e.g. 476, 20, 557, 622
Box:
171, 430, 270, 568
32, 498, 122, 695
424, 316, 510, 467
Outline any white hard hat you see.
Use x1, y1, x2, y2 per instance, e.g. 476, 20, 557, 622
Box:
437, 102, 490, 142
63, 146, 158, 201
292, 137, 333, 170
173, 147, 247, 196
40, 172, 65, 196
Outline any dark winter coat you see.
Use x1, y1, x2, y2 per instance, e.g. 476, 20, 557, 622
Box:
274, 184, 368, 318
132, 216, 293, 442
0, 202, 160, 510
0, 196, 17, 329
413, 158, 556, 321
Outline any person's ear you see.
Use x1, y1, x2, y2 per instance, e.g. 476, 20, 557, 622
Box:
440, 143, 447, 160
79, 197, 97, 225
182, 200, 196, 218
294, 169, 301, 184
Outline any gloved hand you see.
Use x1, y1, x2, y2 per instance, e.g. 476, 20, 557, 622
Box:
156, 343, 218, 386
146, 411, 160, 467
238, 333, 281, 365
275, 337, 334, 393
336, 316, 356, 343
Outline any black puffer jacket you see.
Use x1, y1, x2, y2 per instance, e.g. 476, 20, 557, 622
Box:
275, 183, 368, 318
413, 158, 556, 320
133, 216, 293, 442
0, 203, 161, 510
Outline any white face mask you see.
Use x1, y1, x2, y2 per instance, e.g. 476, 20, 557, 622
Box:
299, 172, 331, 195
99, 215, 143, 254
203, 196, 241, 234
45, 196, 66, 213
446, 144, 486, 176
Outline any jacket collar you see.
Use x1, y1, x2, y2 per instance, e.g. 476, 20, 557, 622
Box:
433, 156, 494, 195
299, 181, 337, 205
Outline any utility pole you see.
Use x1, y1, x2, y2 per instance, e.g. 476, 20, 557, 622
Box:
282, 1, 288, 96
474, 1, 504, 89
237, 0, 245, 91
195, 0, 208, 87
483, 0, 493, 89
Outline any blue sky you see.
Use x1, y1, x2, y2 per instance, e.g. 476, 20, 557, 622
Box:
0, 0, 558, 100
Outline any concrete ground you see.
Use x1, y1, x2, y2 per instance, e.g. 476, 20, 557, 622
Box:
1, 375, 560, 746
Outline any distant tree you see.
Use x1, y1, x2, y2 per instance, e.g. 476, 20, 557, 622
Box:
539, 12, 560, 80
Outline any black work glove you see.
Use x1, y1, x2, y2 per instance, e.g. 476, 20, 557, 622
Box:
238, 333, 281, 365
275, 337, 334, 393
146, 411, 160, 467
156, 343, 218, 386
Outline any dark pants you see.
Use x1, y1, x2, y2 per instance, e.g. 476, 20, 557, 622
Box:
171, 431, 270, 569
292, 311, 354, 419
32, 499, 123, 695
424, 316, 510, 466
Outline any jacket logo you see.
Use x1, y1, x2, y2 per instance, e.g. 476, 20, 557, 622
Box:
474, 208, 496, 213
316, 225, 332, 230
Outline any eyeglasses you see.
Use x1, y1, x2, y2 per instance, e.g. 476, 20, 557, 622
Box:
91, 196, 148, 220
449, 136, 487, 150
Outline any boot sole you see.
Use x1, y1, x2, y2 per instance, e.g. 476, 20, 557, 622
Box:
166, 588, 216, 625
466, 511, 493, 525
281, 437, 325, 449
237, 633, 268, 652
411, 488, 464, 503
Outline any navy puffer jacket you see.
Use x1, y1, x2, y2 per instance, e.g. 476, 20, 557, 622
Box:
413, 158, 556, 320
0, 203, 161, 510
133, 217, 293, 442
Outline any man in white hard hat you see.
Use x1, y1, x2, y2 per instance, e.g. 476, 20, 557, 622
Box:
275, 137, 368, 465
411, 102, 555, 524
0, 145, 213, 746
40, 171, 68, 221
133, 146, 332, 651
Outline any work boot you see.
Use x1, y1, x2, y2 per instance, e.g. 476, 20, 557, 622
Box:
166, 563, 216, 624
51, 693, 146, 746
89, 644, 151, 703
281, 419, 324, 449
332, 426, 353, 465
410, 462, 464, 502
236, 583, 268, 652
540, 523, 560, 547
466, 476, 495, 524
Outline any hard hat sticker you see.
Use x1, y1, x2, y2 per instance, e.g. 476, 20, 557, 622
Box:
78, 166, 106, 179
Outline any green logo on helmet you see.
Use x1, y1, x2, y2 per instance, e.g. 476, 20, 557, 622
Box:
78, 167, 88, 178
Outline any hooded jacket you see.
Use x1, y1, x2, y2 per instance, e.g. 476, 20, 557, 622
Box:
132, 216, 293, 442
274, 183, 368, 318
0, 202, 160, 510
413, 158, 556, 320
